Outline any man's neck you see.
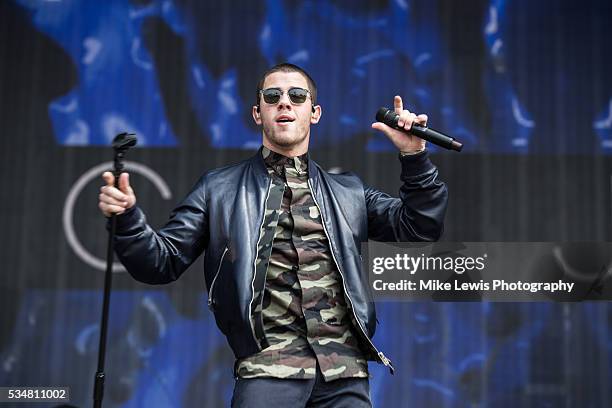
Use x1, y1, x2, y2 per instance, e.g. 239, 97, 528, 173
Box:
262, 140, 309, 158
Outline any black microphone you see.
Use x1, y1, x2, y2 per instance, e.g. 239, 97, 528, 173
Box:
376, 107, 463, 152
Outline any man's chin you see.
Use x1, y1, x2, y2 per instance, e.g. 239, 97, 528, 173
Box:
266, 133, 308, 149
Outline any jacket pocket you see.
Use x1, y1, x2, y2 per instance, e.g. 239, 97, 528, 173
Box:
208, 246, 228, 311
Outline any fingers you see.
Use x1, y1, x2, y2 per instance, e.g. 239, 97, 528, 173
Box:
394, 95, 403, 114
397, 110, 417, 132
99, 171, 135, 217
371, 121, 392, 134
396, 112, 427, 132
102, 171, 114, 186
98, 187, 130, 216
118, 173, 133, 196
392, 96, 427, 130
371, 121, 410, 144
415, 114, 428, 127
98, 202, 127, 217
373, 109, 428, 134
373, 98, 429, 153
98, 190, 129, 207
100, 184, 129, 202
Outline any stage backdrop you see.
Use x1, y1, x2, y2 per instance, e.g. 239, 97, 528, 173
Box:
0, 0, 611, 407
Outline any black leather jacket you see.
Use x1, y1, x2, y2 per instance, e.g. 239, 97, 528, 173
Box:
113, 147, 448, 373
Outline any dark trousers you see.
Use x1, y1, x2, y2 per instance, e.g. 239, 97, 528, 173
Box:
231, 366, 371, 408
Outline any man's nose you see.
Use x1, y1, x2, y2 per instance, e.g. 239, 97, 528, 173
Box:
277, 92, 292, 108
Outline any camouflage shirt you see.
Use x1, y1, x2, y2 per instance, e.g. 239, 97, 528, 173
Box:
236, 147, 369, 381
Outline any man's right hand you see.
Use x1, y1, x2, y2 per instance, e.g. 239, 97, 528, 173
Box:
98, 171, 136, 217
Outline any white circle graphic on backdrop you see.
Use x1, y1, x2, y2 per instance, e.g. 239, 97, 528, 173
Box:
63, 161, 172, 272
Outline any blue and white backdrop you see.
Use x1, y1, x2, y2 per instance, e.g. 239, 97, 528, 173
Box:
0, 0, 611, 406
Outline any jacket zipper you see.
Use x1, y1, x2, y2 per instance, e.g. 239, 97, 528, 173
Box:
307, 179, 394, 373
248, 176, 273, 348
208, 246, 228, 310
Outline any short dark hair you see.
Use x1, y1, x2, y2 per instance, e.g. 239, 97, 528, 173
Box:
255, 63, 317, 106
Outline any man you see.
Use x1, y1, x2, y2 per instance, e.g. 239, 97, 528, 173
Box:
98, 63, 448, 407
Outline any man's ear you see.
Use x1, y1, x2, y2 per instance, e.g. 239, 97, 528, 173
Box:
310, 105, 322, 124
252, 105, 262, 125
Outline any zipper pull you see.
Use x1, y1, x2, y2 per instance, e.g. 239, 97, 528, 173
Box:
378, 352, 395, 375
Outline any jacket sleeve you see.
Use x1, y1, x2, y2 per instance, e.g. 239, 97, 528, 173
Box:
365, 150, 448, 242
110, 176, 209, 284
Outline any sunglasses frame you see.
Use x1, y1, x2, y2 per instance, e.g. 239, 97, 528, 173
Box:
259, 87, 312, 105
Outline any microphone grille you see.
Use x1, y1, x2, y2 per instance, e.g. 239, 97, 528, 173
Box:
376, 107, 388, 123
376, 107, 397, 126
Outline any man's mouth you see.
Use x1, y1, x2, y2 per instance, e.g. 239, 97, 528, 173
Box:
276, 115, 295, 123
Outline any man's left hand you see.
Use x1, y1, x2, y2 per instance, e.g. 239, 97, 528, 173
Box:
371, 95, 427, 154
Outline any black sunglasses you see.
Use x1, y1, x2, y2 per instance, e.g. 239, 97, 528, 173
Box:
260, 87, 311, 105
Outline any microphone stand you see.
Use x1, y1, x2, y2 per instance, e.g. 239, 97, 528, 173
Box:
93, 133, 137, 408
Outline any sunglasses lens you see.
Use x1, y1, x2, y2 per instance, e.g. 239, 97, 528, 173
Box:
261, 88, 309, 104
262, 89, 281, 104
288, 88, 308, 104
